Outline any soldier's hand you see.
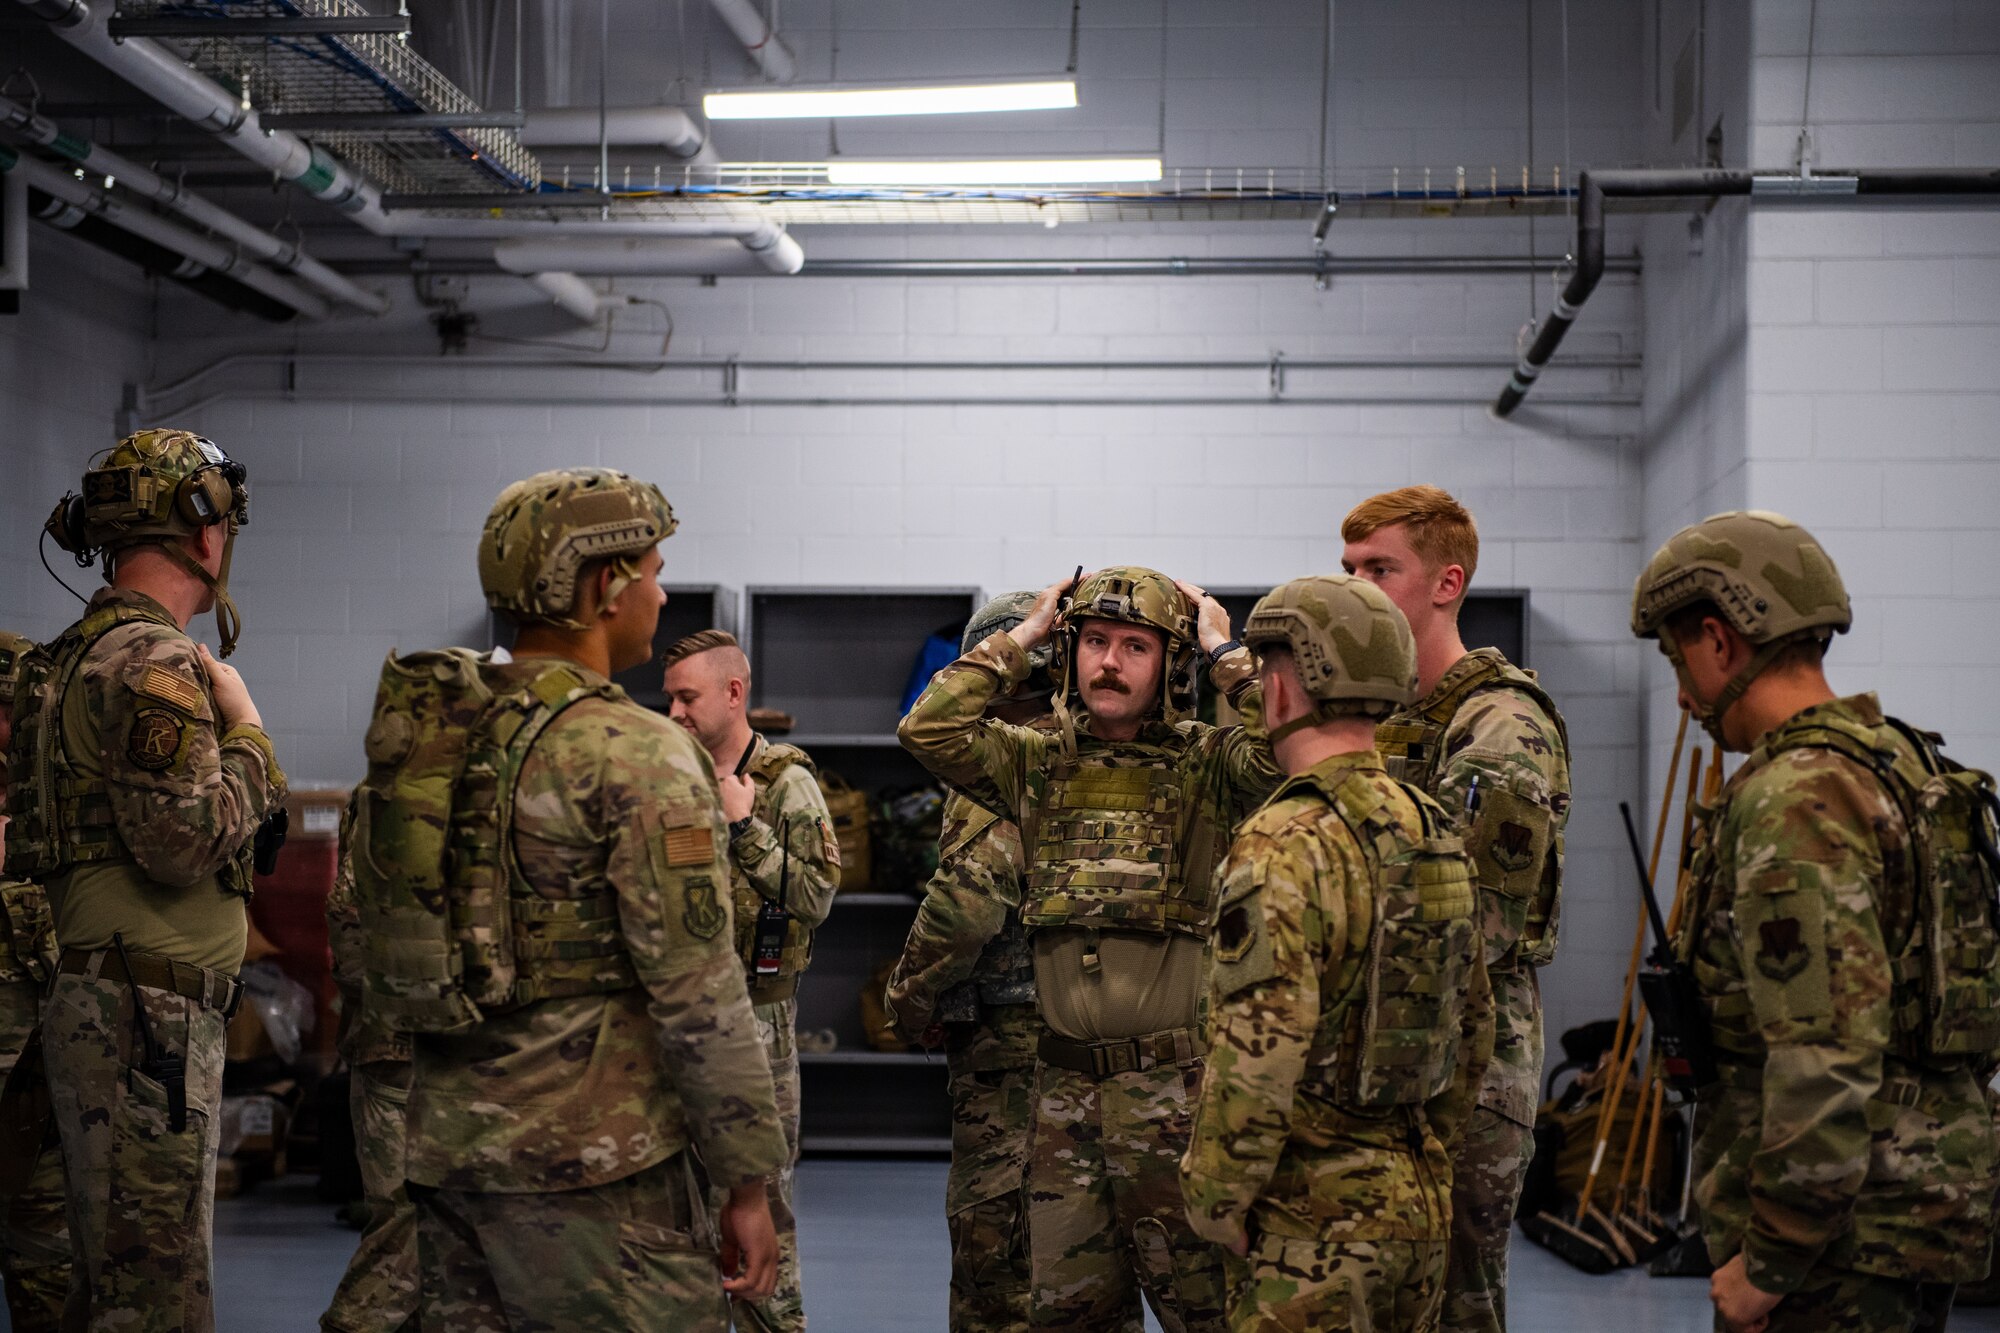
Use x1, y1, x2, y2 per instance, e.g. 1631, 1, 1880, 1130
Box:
1008, 577, 1073, 653
197, 644, 263, 730
719, 772, 756, 825
718, 1180, 779, 1301
1175, 580, 1232, 655
1709, 1253, 1780, 1333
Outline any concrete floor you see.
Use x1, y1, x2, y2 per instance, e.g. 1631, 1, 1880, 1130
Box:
9, 1160, 2000, 1331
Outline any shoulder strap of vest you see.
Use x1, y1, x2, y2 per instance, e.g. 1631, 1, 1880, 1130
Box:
1434, 652, 1569, 751
748, 738, 816, 784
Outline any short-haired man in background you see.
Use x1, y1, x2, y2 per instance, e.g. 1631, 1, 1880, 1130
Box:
665, 630, 839, 1333
1342, 485, 1572, 1333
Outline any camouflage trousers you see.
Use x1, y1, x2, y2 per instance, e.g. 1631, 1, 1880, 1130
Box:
1718, 1267, 1957, 1333
3, 978, 69, 1333
944, 1005, 1040, 1333
321, 1059, 419, 1332
42, 966, 228, 1333
1440, 1105, 1535, 1333
726, 996, 803, 1333
1028, 1059, 1228, 1333
1224, 1236, 1447, 1332
413, 1151, 729, 1333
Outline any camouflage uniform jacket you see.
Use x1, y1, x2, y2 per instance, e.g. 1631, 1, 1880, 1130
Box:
729, 733, 839, 992
1381, 649, 1569, 1128
408, 685, 786, 1195
1181, 750, 1495, 1249
883, 792, 1034, 1058
1680, 693, 1999, 1292
7, 587, 283, 973
0, 873, 56, 1065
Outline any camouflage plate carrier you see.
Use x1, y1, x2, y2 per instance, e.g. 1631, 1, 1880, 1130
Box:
934, 802, 1036, 1025
7, 599, 254, 898
1375, 651, 1569, 967
351, 649, 635, 1034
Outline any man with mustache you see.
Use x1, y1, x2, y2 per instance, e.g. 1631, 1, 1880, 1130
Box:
900, 567, 1281, 1333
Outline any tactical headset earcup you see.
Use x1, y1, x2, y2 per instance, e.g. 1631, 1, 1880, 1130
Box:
45, 494, 89, 553
174, 469, 233, 526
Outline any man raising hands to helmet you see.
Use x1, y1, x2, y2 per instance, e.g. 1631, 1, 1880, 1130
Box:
899, 567, 1281, 1333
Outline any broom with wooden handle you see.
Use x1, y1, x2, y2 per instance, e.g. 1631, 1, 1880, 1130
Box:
1527, 712, 1687, 1271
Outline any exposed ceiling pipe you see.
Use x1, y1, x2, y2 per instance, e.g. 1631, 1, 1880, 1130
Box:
526, 269, 633, 323
491, 231, 804, 276
0, 94, 389, 314
1494, 166, 2000, 417
12, 0, 395, 234
520, 107, 713, 162
331, 253, 1645, 279
708, 0, 796, 83
0, 145, 329, 318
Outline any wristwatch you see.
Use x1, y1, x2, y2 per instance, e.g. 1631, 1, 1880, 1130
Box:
729, 816, 755, 840
1206, 639, 1243, 666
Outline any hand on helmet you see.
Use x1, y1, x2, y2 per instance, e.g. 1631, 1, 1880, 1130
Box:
1008, 577, 1076, 653
1175, 580, 1232, 655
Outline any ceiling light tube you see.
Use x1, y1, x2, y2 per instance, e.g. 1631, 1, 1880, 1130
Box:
824, 157, 1163, 186
704, 80, 1078, 120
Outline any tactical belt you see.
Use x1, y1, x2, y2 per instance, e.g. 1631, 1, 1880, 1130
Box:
1039, 1026, 1200, 1078
58, 947, 242, 1018
746, 975, 799, 1006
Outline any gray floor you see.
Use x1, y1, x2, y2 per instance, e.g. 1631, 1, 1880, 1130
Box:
11, 1160, 2000, 1330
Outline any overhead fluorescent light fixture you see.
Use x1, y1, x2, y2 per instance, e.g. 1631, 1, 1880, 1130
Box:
705, 80, 1078, 120
825, 157, 1164, 186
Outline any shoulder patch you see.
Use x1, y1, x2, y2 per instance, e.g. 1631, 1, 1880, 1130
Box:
134, 662, 206, 715
681, 873, 726, 940
663, 821, 717, 868
128, 708, 187, 772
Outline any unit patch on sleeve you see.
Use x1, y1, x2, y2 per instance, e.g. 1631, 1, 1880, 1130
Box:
682, 874, 725, 940
1755, 916, 1810, 983
128, 708, 186, 772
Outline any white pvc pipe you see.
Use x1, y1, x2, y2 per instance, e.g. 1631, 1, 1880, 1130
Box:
0, 94, 388, 314
707, 0, 796, 83
495, 235, 788, 277
520, 107, 708, 159
3, 150, 330, 318
13, 0, 394, 233
527, 270, 625, 323
418, 218, 804, 273
492, 229, 803, 276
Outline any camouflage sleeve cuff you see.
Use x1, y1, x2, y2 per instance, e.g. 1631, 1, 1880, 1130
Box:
964, 630, 1033, 686
1741, 1231, 1821, 1297
221, 724, 286, 801
1208, 646, 1256, 701
730, 815, 778, 872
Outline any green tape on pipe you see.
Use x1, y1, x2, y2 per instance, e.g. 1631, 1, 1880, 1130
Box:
0, 145, 16, 171
295, 145, 337, 195
52, 132, 91, 162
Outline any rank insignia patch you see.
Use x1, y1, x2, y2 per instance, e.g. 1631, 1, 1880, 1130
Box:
128, 708, 185, 772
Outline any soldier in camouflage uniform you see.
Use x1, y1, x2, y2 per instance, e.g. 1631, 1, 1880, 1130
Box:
1180, 575, 1493, 1332
884, 592, 1057, 1333
1341, 486, 1570, 1333
1631, 510, 2000, 1333
663, 629, 840, 1333
4, 430, 285, 1333
319, 797, 417, 1333
390, 470, 787, 1332
900, 567, 1281, 1333
0, 629, 70, 1333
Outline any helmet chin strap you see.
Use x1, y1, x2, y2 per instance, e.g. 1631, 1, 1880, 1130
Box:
159, 523, 242, 658
1661, 633, 1794, 752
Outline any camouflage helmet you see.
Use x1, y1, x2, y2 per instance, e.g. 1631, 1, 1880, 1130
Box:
47, 429, 249, 556
1052, 566, 1198, 724
1631, 510, 1850, 748
0, 630, 32, 703
965, 590, 1054, 704
479, 468, 677, 629
44, 429, 253, 656
1243, 574, 1416, 722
